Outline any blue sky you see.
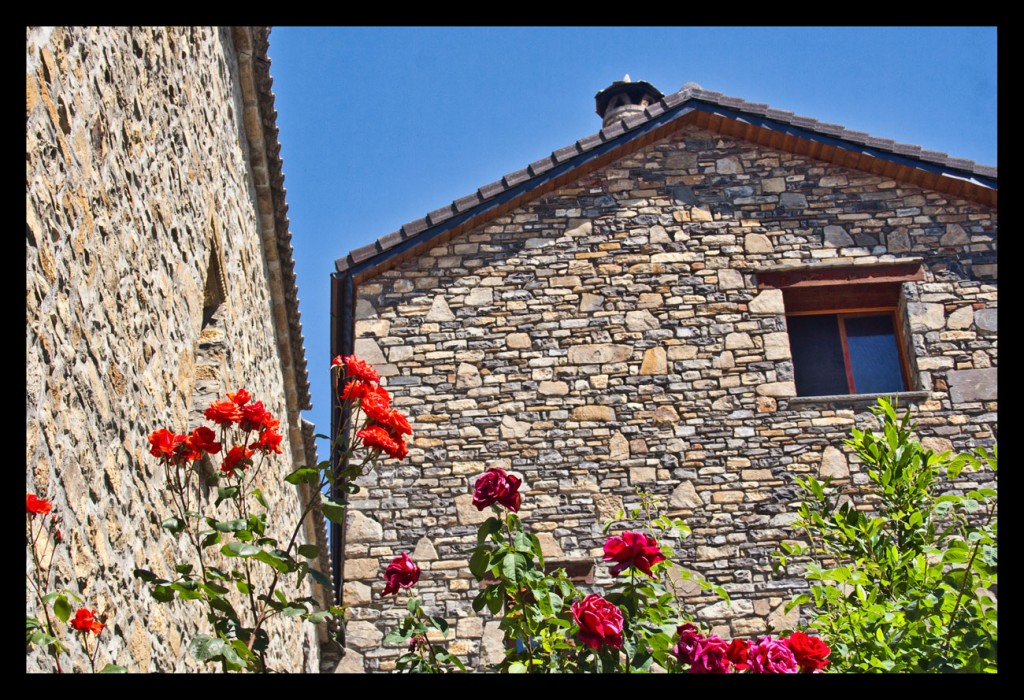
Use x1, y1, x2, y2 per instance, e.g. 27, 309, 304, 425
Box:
265, 26, 997, 443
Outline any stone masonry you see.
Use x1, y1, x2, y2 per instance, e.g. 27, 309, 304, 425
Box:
340, 121, 996, 671
26, 27, 323, 672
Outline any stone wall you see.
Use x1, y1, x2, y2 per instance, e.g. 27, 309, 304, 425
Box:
341, 123, 997, 671
26, 27, 320, 672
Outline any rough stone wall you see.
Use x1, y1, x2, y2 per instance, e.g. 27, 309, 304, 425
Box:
26, 27, 319, 672
341, 124, 997, 672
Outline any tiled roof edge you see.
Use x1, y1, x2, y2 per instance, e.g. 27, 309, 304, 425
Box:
250, 27, 312, 410
335, 83, 996, 274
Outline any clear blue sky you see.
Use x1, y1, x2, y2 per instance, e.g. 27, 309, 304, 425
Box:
265, 26, 997, 444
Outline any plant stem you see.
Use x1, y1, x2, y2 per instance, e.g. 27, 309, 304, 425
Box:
943, 503, 993, 657
27, 517, 64, 674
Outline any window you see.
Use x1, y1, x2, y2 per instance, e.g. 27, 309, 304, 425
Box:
787, 311, 906, 395
759, 263, 923, 398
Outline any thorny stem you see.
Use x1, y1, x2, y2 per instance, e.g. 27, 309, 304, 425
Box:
943, 501, 995, 657
27, 517, 64, 674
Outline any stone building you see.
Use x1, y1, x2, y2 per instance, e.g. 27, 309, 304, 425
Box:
26, 27, 333, 672
331, 78, 997, 671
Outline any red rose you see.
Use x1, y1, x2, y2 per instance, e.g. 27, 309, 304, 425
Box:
357, 425, 407, 461
602, 531, 666, 578
343, 355, 381, 384
189, 426, 221, 455
572, 594, 624, 650
204, 399, 242, 427
341, 380, 371, 403
378, 408, 412, 437
250, 427, 284, 455
148, 428, 183, 460
331, 355, 344, 368
382, 552, 420, 596
221, 445, 254, 476
785, 631, 830, 673
27, 494, 52, 516
673, 622, 704, 665
725, 638, 750, 671
359, 386, 393, 424
690, 635, 732, 674
226, 388, 251, 406
239, 401, 279, 433
472, 468, 522, 512
69, 608, 104, 635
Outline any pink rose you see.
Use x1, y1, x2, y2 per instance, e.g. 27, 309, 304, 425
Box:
472, 468, 522, 512
603, 531, 667, 578
572, 594, 624, 650
690, 635, 732, 674
747, 635, 799, 673
672, 622, 704, 665
382, 552, 420, 596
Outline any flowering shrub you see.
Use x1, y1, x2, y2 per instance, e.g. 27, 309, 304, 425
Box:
26, 495, 124, 673
132, 355, 413, 672
571, 594, 624, 651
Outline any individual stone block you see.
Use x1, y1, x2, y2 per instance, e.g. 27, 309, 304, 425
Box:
823, 225, 854, 247
507, 333, 532, 349
626, 310, 660, 331
425, 295, 456, 321
718, 269, 744, 290
670, 481, 702, 509
640, 347, 667, 375
568, 344, 632, 364
347, 510, 383, 544
947, 368, 998, 404
748, 289, 784, 314
819, 446, 849, 479
572, 405, 616, 422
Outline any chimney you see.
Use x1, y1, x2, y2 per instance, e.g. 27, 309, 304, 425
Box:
594, 74, 664, 128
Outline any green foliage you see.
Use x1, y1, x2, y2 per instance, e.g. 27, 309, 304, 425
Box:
774, 399, 997, 672
384, 598, 467, 673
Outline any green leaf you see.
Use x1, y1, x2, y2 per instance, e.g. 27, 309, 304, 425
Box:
189, 635, 224, 661
215, 486, 239, 506
501, 552, 518, 585
429, 616, 449, 634
252, 488, 269, 510
508, 662, 528, 673
285, 467, 320, 486
320, 495, 346, 524
161, 517, 185, 534
53, 595, 71, 623
308, 568, 332, 588
221, 542, 261, 558
151, 584, 175, 602
254, 549, 295, 573
213, 519, 247, 533
298, 544, 320, 559
99, 664, 128, 673
305, 610, 332, 624
175, 564, 194, 575
477, 517, 502, 545
200, 530, 222, 548
133, 568, 159, 583
469, 547, 491, 580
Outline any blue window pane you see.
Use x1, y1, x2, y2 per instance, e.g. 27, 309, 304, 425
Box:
845, 315, 905, 394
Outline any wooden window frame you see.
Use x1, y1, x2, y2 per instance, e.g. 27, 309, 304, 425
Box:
758, 262, 924, 398
785, 307, 911, 395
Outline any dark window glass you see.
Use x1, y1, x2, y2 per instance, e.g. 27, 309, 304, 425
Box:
786, 312, 905, 396
787, 314, 849, 396
845, 315, 905, 394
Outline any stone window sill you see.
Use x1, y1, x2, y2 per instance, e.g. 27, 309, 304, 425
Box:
787, 391, 931, 407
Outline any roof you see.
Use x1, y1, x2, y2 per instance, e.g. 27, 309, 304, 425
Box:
335, 82, 997, 281
235, 27, 311, 411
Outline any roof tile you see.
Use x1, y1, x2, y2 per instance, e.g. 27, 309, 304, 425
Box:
551, 145, 580, 163
427, 205, 454, 226
478, 180, 505, 199
453, 192, 483, 212
502, 168, 531, 187
401, 217, 430, 236
378, 230, 404, 250
350, 242, 380, 264
528, 157, 555, 176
